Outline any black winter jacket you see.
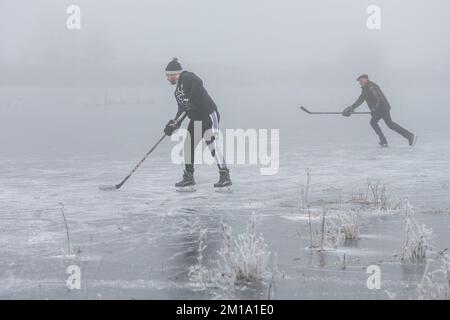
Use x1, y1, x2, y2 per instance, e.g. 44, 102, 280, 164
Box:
174, 71, 218, 120
351, 80, 391, 112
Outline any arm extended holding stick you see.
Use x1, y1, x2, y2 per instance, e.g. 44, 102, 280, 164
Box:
99, 111, 187, 191
300, 106, 371, 115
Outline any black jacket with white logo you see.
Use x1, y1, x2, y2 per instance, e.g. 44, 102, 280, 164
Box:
351, 80, 391, 112
174, 71, 218, 120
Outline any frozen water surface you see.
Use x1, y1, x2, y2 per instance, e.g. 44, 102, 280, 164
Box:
1, 132, 450, 300
2, 0, 450, 301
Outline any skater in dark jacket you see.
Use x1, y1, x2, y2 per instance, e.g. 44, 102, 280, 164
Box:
163, 58, 232, 190
343, 74, 417, 147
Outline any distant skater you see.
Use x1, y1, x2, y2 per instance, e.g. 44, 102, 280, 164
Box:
343, 74, 417, 147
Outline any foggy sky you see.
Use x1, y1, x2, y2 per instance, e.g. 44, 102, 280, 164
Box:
0, 1, 449, 157
1, 0, 450, 85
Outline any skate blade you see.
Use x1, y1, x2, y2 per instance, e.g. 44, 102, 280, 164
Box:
214, 186, 233, 193
176, 186, 197, 192
411, 135, 418, 147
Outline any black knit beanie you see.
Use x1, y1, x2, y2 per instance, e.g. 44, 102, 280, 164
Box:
165, 58, 183, 74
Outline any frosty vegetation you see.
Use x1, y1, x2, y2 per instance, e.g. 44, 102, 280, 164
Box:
299, 170, 436, 266
58, 202, 72, 256
350, 180, 401, 211
305, 207, 361, 250
338, 210, 360, 240
218, 215, 271, 283
186, 172, 443, 300
297, 170, 448, 299
187, 228, 210, 291
58, 202, 82, 258
418, 253, 450, 300
300, 170, 361, 251
401, 198, 434, 261
188, 213, 271, 298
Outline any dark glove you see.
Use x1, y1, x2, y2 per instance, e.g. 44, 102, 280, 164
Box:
342, 106, 354, 117
164, 119, 177, 136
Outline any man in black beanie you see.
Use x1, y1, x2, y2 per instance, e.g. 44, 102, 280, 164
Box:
164, 58, 232, 191
342, 74, 417, 147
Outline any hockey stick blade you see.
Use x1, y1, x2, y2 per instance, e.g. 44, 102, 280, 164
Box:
299, 106, 370, 115
300, 106, 313, 114
98, 184, 119, 191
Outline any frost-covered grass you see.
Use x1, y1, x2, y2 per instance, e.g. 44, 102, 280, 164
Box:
188, 228, 210, 291
188, 214, 271, 298
299, 171, 365, 251
338, 210, 360, 240
418, 253, 450, 300
304, 208, 360, 250
370, 183, 390, 211
58, 202, 78, 258
299, 168, 311, 210
318, 208, 341, 250
401, 198, 434, 262
350, 181, 400, 212
218, 214, 271, 283
300, 169, 315, 248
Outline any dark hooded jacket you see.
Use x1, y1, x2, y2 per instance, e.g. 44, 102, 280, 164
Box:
351, 80, 391, 112
174, 71, 218, 120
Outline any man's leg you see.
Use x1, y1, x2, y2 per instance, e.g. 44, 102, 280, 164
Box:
205, 111, 227, 170
175, 120, 198, 188
204, 111, 232, 188
370, 112, 388, 145
184, 119, 202, 173
381, 109, 414, 141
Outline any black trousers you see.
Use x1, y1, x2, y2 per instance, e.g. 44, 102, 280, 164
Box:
370, 108, 413, 145
184, 111, 226, 173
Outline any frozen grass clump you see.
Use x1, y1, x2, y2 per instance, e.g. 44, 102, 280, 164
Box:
418, 253, 450, 300
298, 171, 340, 250
306, 208, 343, 250
401, 198, 434, 262
369, 182, 391, 211
188, 228, 210, 290
187, 214, 272, 299
218, 213, 271, 284
306, 208, 360, 250
300, 168, 311, 210
298, 170, 362, 250
339, 210, 360, 240
351, 180, 400, 211
319, 208, 342, 250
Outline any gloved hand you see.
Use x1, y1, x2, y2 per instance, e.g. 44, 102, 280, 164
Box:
164, 119, 178, 136
342, 106, 354, 117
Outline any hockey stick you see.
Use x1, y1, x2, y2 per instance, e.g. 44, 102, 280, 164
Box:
300, 106, 371, 115
99, 112, 187, 191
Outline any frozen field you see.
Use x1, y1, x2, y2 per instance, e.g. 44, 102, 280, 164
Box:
1, 132, 450, 299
